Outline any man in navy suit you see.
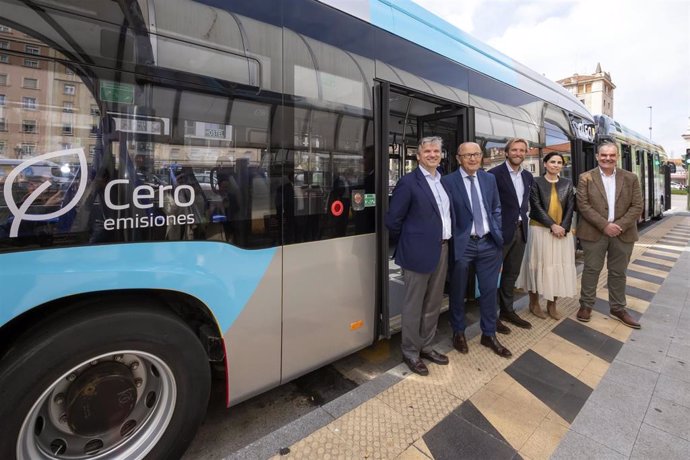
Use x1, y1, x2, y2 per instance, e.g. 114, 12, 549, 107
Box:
442, 142, 512, 358
386, 136, 452, 376
488, 138, 534, 332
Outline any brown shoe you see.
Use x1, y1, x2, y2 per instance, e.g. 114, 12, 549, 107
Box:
403, 356, 429, 376
610, 309, 641, 329
453, 333, 469, 354
496, 319, 511, 335
576, 306, 592, 322
529, 293, 547, 319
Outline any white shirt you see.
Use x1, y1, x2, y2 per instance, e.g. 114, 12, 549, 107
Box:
505, 161, 525, 210
460, 168, 490, 236
599, 167, 616, 222
421, 167, 452, 240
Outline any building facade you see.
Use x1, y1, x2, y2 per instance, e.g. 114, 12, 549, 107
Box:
557, 63, 615, 117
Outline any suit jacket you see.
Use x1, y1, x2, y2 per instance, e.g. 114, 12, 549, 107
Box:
385, 167, 449, 273
441, 169, 503, 262
488, 162, 533, 244
576, 167, 642, 243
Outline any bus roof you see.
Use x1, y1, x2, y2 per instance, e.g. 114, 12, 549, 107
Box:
319, 0, 590, 119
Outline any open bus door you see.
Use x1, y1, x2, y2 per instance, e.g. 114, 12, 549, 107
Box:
572, 139, 596, 182
375, 81, 469, 338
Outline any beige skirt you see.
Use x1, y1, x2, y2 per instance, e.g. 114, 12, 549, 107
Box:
516, 225, 578, 301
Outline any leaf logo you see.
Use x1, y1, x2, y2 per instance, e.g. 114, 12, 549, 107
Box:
3, 148, 88, 238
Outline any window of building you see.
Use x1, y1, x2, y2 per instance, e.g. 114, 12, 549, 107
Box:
0, 74, 6, 86
22, 119, 37, 133
62, 123, 73, 135
0, 54, 8, 64
0, 117, 6, 131
88, 144, 96, 156
0, 140, 6, 155
61, 143, 72, 150
23, 58, 39, 68
25, 44, 39, 55
63, 83, 75, 95
20, 143, 36, 156
0, 93, 5, 105
0, 40, 8, 50
22, 96, 36, 110
0, 26, 11, 33
63, 101, 73, 112
22, 77, 37, 89
65, 67, 74, 76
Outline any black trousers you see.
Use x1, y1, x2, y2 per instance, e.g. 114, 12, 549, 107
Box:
498, 223, 525, 313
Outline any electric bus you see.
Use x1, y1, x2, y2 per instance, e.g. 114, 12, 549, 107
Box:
0, 1, 596, 457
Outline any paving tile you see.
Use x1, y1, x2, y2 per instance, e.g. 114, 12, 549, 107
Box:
454, 400, 510, 444
328, 398, 420, 459
626, 268, 666, 284
630, 423, 690, 460
601, 361, 658, 393
659, 356, 690, 384
423, 409, 516, 460
667, 341, 690, 361
552, 319, 623, 363
376, 375, 461, 432
608, 323, 633, 343
586, 377, 652, 422
396, 445, 431, 460
413, 439, 433, 458
655, 374, 690, 409
644, 395, 690, 442
640, 252, 678, 263
632, 259, 673, 272
615, 342, 666, 373
551, 430, 626, 460
519, 417, 570, 460
322, 372, 401, 419
278, 425, 358, 459
568, 402, 642, 456
505, 350, 592, 423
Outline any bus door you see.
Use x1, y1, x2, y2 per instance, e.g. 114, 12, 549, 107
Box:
376, 81, 469, 338
637, 149, 648, 220
572, 139, 596, 180
647, 152, 656, 218
621, 144, 633, 171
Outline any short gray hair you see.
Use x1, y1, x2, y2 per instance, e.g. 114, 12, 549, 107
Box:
418, 136, 443, 151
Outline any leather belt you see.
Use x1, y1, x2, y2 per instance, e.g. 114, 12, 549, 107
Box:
469, 234, 487, 240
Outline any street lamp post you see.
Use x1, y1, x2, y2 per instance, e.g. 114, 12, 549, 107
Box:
647, 105, 653, 141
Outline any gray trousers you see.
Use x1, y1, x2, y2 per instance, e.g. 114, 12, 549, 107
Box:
401, 242, 448, 360
580, 236, 634, 312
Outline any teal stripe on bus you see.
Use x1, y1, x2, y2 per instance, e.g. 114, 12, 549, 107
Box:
0, 242, 277, 332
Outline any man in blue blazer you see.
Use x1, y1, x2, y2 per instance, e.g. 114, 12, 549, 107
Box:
488, 138, 534, 332
386, 136, 452, 376
442, 142, 512, 358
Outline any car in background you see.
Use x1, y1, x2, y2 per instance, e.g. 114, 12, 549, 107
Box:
671, 182, 687, 191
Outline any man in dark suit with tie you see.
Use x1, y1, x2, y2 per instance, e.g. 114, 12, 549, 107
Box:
386, 136, 452, 376
442, 142, 512, 358
488, 138, 534, 332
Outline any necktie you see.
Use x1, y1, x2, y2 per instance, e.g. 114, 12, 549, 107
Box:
468, 175, 485, 237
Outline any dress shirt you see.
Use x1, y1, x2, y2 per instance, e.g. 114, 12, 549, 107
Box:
505, 161, 525, 221
421, 167, 452, 240
460, 168, 490, 236
599, 167, 616, 222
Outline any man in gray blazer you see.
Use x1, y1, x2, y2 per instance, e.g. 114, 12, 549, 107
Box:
576, 141, 643, 328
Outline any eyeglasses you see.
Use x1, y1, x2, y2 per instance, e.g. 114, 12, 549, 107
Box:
458, 152, 482, 159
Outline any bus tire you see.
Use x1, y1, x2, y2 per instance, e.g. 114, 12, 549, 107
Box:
0, 304, 211, 460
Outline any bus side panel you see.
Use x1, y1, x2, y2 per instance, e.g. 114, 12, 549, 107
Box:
0, 242, 276, 332
281, 234, 375, 382
224, 247, 282, 405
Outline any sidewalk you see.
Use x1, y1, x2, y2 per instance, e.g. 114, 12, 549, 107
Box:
228, 215, 690, 460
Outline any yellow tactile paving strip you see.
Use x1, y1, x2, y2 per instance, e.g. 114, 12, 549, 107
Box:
274, 216, 689, 460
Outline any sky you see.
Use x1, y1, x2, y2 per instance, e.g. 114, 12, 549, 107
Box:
412, 0, 690, 158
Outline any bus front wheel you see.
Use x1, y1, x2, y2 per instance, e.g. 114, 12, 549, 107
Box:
0, 305, 211, 460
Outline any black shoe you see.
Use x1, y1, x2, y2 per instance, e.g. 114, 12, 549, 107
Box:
480, 335, 513, 358
403, 356, 429, 376
496, 319, 511, 335
452, 333, 469, 354
420, 350, 449, 365
499, 310, 532, 329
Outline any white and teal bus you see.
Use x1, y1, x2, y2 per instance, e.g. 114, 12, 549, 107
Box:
0, 1, 596, 458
